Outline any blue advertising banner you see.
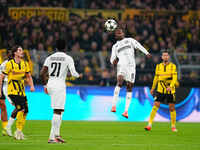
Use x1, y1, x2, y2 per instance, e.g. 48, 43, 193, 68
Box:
5, 86, 200, 122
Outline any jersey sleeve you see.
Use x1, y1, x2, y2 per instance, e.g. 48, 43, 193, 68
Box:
151, 64, 159, 90
170, 64, 178, 88
110, 45, 117, 64
67, 56, 80, 78
25, 61, 30, 73
3, 61, 11, 75
131, 38, 149, 55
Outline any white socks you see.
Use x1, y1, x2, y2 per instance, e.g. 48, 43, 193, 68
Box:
112, 86, 132, 112
112, 86, 121, 107
55, 113, 63, 136
125, 92, 132, 112
6, 117, 15, 129
49, 114, 62, 140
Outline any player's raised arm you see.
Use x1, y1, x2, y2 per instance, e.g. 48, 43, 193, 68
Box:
68, 56, 80, 78
131, 39, 151, 57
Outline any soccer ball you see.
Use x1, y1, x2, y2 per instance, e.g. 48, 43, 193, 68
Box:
105, 19, 118, 32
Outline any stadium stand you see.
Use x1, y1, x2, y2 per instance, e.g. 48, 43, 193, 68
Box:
0, 0, 199, 86
3, 0, 200, 10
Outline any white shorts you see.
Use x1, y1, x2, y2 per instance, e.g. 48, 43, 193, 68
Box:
47, 86, 66, 110
117, 65, 136, 83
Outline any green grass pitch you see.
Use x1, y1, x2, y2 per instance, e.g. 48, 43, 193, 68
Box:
0, 121, 200, 150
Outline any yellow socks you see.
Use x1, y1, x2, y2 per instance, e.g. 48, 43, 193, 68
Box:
22, 115, 26, 130
148, 105, 159, 126
170, 110, 176, 128
16, 111, 24, 131
2, 121, 8, 129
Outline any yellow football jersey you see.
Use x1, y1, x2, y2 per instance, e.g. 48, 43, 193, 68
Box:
3, 59, 30, 96
152, 62, 177, 94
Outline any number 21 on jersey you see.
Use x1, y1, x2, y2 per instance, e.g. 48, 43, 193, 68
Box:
50, 62, 61, 77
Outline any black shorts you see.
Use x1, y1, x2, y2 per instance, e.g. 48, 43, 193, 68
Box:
8, 95, 28, 111
154, 92, 176, 104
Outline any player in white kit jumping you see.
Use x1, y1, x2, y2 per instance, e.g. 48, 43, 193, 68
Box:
40, 40, 81, 143
110, 28, 151, 118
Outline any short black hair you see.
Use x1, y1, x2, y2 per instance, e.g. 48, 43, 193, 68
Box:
56, 39, 66, 51
161, 49, 170, 54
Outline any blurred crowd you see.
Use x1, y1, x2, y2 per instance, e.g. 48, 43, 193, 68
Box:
1, 0, 200, 10
0, 0, 199, 85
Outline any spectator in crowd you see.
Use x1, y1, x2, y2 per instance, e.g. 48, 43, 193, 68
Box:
99, 69, 111, 86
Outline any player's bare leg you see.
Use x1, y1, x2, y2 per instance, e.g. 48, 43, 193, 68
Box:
145, 101, 160, 131
111, 75, 124, 112
49, 109, 66, 143
0, 100, 8, 135
169, 103, 177, 132
122, 82, 133, 119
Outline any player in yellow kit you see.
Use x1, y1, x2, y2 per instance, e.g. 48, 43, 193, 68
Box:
145, 50, 178, 132
0, 46, 35, 139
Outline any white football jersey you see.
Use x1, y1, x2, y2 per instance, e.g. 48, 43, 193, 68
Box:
44, 52, 79, 87
110, 38, 149, 67
0, 60, 8, 82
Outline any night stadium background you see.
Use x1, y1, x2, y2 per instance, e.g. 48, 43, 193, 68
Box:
0, 0, 200, 150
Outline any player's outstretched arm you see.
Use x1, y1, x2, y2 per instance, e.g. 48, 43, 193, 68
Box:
146, 53, 152, 58
132, 39, 151, 56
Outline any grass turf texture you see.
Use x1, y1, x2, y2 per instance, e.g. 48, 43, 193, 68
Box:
0, 121, 200, 150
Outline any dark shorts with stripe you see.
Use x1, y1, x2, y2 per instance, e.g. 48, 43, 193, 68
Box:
8, 95, 28, 113
154, 92, 176, 104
